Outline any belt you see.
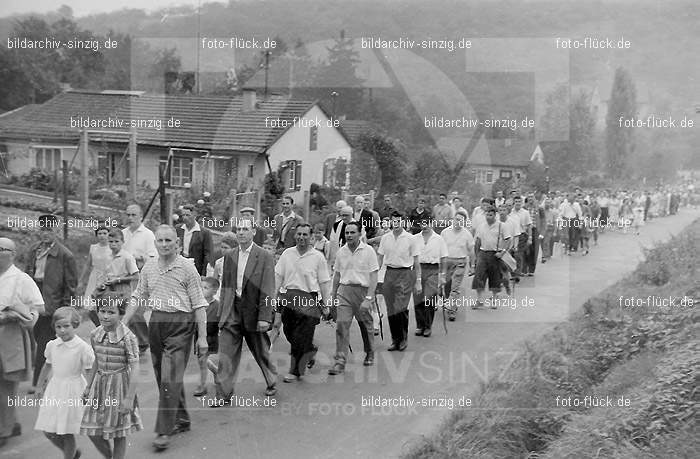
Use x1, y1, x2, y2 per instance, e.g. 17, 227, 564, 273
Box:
479, 249, 497, 253
387, 266, 411, 270
446, 257, 466, 261
420, 263, 439, 267
340, 283, 365, 287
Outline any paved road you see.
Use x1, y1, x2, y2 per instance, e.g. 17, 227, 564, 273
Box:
3, 209, 698, 459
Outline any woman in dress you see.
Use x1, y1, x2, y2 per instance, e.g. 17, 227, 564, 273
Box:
78, 226, 111, 326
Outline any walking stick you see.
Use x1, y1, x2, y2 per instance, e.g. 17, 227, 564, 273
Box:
373, 295, 384, 341
439, 285, 448, 334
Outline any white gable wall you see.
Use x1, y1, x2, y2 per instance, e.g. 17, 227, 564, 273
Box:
267, 105, 351, 204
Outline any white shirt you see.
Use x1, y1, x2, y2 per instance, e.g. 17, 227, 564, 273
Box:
506, 214, 521, 236
0, 264, 44, 315
330, 217, 343, 244
475, 220, 506, 251
122, 224, 157, 262
275, 246, 331, 293
559, 200, 582, 219
333, 241, 380, 287
378, 229, 418, 268
182, 221, 201, 257
413, 231, 448, 264
510, 208, 532, 233
440, 225, 475, 259
236, 243, 253, 297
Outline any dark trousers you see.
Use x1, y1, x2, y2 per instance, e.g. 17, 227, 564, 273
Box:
149, 311, 194, 435
516, 233, 527, 274
32, 314, 55, 387
524, 227, 539, 274
471, 250, 502, 293
129, 307, 150, 350
414, 265, 439, 331
566, 218, 579, 251
280, 290, 320, 376
0, 359, 19, 438
215, 322, 277, 398
383, 268, 413, 345
600, 207, 609, 227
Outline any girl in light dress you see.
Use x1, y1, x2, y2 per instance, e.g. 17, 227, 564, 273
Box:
35, 307, 95, 459
80, 294, 141, 459
78, 226, 112, 326
206, 232, 237, 300
632, 194, 645, 235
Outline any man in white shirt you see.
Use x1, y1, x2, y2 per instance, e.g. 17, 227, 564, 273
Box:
122, 204, 156, 353
471, 206, 507, 307
510, 196, 532, 276
559, 193, 582, 253
412, 217, 448, 337
439, 211, 474, 321
377, 211, 421, 351
494, 190, 505, 208
274, 224, 331, 382
432, 193, 454, 234
498, 204, 517, 295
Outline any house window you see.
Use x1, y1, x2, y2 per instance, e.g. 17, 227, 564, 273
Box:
309, 126, 318, 151
34, 148, 61, 171
247, 164, 254, 178
287, 160, 302, 190
516, 172, 521, 179
500, 170, 512, 179
486, 171, 493, 183
170, 157, 192, 187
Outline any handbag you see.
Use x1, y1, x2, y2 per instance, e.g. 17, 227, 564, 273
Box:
494, 223, 517, 272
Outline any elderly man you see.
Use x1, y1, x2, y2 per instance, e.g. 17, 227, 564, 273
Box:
240, 206, 267, 246
324, 200, 347, 243
122, 204, 157, 353
0, 238, 43, 447
24, 214, 77, 390
176, 204, 213, 275
274, 223, 331, 382
123, 225, 209, 451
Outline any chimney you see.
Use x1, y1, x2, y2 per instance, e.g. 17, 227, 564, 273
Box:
242, 89, 257, 112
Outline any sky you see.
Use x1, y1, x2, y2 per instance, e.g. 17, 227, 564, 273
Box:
1, 0, 226, 17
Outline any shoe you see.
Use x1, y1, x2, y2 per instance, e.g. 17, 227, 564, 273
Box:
398, 341, 407, 351
283, 373, 298, 383
414, 328, 424, 336
363, 353, 374, 366
526, 273, 534, 277
541, 258, 546, 263
373, 329, 380, 336
73, 449, 81, 459
27, 387, 35, 395
448, 315, 456, 321
11, 423, 21, 437
328, 363, 345, 375
422, 329, 432, 337
153, 435, 170, 450
193, 386, 207, 397
265, 386, 277, 397
171, 423, 190, 435
387, 343, 399, 351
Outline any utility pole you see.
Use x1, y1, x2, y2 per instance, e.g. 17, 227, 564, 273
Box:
80, 130, 89, 212
264, 50, 271, 100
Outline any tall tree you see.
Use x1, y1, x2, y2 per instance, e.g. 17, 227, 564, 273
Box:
356, 133, 408, 195
605, 67, 636, 178
315, 30, 364, 119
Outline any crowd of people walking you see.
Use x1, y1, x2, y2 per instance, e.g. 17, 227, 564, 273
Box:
0, 179, 696, 456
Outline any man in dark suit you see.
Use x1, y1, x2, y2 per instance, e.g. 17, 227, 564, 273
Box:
24, 214, 77, 389
214, 218, 277, 403
323, 200, 347, 241
354, 195, 377, 239
176, 204, 213, 275
273, 195, 304, 254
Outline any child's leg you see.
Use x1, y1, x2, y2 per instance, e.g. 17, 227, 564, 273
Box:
44, 431, 65, 451
113, 437, 127, 459
89, 435, 113, 458
60, 433, 77, 459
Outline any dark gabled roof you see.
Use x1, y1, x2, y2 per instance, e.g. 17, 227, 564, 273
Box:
0, 91, 323, 153
337, 119, 372, 148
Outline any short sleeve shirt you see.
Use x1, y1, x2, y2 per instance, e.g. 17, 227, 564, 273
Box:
333, 242, 380, 286
378, 230, 417, 268
475, 221, 506, 251
132, 255, 208, 313
440, 226, 474, 258
275, 247, 331, 293
413, 232, 448, 263
0, 264, 44, 315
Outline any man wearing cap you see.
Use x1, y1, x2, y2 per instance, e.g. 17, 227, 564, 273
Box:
273, 195, 304, 255
413, 218, 447, 337
24, 215, 77, 390
122, 203, 156, 353
0, 238, 43, 447
240, 207, 267, 246
176, 204, 213, 276
377, 211, 421, 351
274, 223, 331, 382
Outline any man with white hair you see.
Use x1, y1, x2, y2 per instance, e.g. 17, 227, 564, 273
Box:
354, 195, 377, 239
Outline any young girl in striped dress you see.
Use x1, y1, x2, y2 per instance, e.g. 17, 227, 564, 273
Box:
80, 294, 141, 459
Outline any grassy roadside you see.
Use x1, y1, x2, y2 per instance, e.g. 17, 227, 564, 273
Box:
406, 220, 699, 459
